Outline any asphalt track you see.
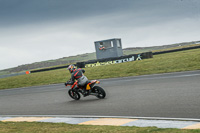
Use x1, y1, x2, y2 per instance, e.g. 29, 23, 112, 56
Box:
0, 70, 200, 119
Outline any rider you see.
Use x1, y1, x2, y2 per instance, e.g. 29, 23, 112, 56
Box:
65, 64, 89, 95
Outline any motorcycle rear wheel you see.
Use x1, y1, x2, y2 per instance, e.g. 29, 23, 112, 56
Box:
92, 86, 106, 99
68, 90, 80, 100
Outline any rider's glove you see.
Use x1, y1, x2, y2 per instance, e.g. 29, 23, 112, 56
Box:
65, 82, 68, 86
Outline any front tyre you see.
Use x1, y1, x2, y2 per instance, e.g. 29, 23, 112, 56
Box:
68, 90, 80, 100
92, 86, 106, 99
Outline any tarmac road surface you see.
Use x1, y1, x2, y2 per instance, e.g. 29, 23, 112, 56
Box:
0, 70, 200, 119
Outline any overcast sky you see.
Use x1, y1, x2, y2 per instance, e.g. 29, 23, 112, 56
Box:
0, 0, 200, 70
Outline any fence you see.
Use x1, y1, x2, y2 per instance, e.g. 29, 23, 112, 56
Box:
1, 45, 199, 79
153, 45, 200, 55
76, 52, 153, 68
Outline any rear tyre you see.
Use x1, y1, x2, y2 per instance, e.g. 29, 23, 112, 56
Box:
92, 86, 106, 99
68, 90, 80, 100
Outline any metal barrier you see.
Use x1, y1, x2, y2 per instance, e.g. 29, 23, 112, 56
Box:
0, 72, 26, 79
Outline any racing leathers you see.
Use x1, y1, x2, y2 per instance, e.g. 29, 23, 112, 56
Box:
66, 68, 88, 88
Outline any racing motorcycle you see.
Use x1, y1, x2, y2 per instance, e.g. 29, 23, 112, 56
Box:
65, 80, 106, 100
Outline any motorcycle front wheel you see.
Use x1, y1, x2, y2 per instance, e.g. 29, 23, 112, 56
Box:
68, 89, 80, 100
92, 86, 106, 99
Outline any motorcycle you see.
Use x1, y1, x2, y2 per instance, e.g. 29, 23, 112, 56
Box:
65, 80, 106, 100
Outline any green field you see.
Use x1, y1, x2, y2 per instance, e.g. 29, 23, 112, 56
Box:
0, 122, 199, 133
0, 48, 200, 90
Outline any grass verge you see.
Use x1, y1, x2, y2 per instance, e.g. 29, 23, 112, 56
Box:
0, 48, 200, 90
0, 122, 199, 133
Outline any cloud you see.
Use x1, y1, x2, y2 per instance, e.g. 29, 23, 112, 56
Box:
0, 20, 100, 70
0, 0, 200, 70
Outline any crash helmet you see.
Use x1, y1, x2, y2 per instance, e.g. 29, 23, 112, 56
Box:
67, 64, 76, 73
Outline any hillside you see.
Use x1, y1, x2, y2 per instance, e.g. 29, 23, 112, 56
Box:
1, 47, 200, 89
0, 40, 200, 75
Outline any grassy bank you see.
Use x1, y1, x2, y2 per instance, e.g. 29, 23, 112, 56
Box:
0, 48, 200, 90
0, 122, 199, 133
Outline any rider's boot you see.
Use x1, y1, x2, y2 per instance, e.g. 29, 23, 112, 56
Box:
83, 88, 89, 97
